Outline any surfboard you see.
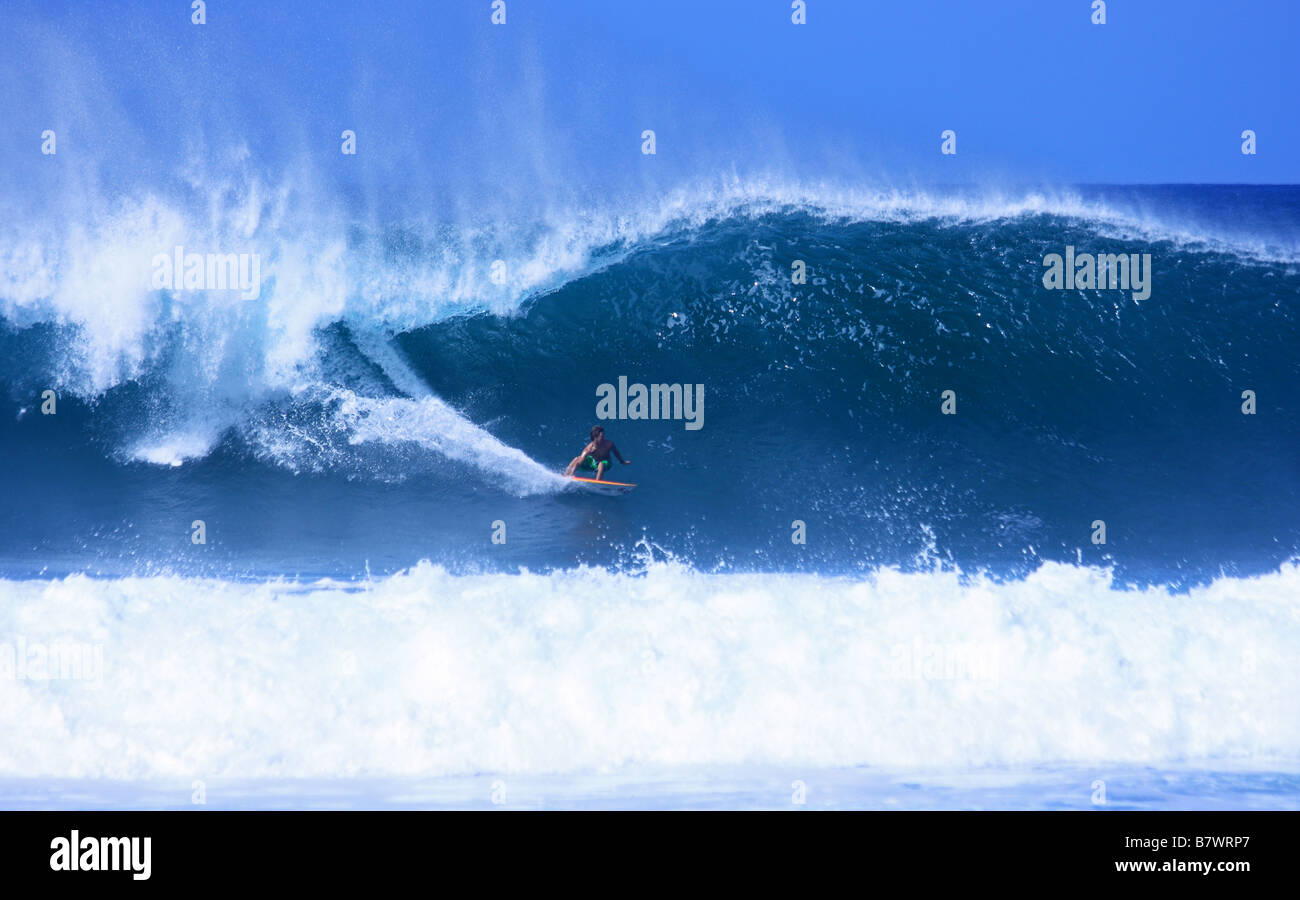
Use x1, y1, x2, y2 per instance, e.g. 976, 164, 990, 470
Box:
569, 475, 637, 495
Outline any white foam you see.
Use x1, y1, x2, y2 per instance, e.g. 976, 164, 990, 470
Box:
337, 390, 567, 495
129, 432, 218, 467
1, 560, 1296, 779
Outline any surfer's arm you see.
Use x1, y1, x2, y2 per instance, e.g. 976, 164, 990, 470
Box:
611, 444, 629, 464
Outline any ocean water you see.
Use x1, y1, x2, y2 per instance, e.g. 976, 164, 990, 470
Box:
2, 2, 1299, 809
5, 765, 1299, 810
4, 189, 1297, 582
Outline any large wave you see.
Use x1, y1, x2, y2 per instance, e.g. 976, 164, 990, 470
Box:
3, 0, 1296, 500
2, 181, 1298, 579
3, 179, 1296, 469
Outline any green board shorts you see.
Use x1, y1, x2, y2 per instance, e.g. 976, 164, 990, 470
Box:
579, 455, 610, 473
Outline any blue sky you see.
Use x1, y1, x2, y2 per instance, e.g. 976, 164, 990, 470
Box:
531, 0, 1299, 183
3, 0, 1297, 190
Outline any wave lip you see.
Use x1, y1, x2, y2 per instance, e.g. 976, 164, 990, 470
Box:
1, 560, 1297, 779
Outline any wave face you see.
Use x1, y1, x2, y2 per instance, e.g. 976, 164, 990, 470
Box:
2, 186, 1298, 581
2, 560, 1297, 779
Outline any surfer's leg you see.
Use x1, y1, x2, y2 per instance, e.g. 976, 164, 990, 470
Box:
596, 460, 608, 480
564, 455, 583, 476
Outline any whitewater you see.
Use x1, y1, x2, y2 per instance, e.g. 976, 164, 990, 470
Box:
3, 558, 1298, 788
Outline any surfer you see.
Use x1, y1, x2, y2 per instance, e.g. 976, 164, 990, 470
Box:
564, 425, 630, 481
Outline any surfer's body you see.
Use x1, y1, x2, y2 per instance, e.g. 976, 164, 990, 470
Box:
564, 426, 629, 481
